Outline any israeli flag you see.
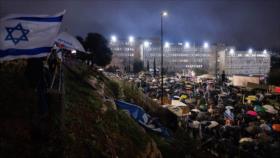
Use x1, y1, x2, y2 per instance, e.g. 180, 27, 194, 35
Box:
0, 11, 65, 61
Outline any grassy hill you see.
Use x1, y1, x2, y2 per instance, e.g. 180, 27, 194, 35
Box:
0, 60, 161, 158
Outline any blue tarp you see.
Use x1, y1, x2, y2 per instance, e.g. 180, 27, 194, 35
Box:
115, 100, 170, 137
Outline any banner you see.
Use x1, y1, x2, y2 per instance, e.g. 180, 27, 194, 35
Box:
0, 11, 65, 61
115, 100, 170, 137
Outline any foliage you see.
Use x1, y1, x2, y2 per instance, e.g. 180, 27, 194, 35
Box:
63, 62, 153, 158
76, 33, 113, 67
146, 60, 150, 71
133, 59, 144, 73
107, 80, 120, 98
106, 65, 119, 73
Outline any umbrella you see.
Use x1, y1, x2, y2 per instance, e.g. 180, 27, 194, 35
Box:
254, 105, 266, 113
173, 96, 180, 100
246, 95, 257, 101
260, 124, 272, 132
246, 110, 258, 117
180, 94, 188, 100
208, 121, 219, 129
239, 137, 254, 143
191, 109, 201, 113
263, 105, 274, 110
263, 105, 278, 114
225, 106, 234, 110
272, 124, 280, 132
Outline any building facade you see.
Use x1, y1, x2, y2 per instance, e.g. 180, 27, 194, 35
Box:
109, 40, 139, 72
108, 37, 271, 76
218, 49, 271, 76
141, 44, 217, 74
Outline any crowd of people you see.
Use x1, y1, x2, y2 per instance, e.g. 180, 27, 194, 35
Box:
123, 72, 280, 157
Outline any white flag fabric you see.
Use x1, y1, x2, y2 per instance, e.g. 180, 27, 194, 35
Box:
0, 11, 65, 61
55, 32, 85, 52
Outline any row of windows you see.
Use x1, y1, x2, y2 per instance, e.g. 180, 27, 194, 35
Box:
186, 65, 203, 68
112, 48, 135, 51
115, 53, 134, 57
145, 54, 210, 57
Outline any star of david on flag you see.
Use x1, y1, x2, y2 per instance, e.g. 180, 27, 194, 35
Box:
0, 11, 65, 61
5, 23, 29, 45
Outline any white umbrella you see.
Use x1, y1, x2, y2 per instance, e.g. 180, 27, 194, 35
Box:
208, 121, 219, 129
263, 105, 274, 110
225, 106, 234, 110
239, 137, 254, 143
263, 105, 278, 114
191, 109, 201, 113
55, 32, 86, 52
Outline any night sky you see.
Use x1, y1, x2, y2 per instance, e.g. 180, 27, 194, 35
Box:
1, 0, 280, 50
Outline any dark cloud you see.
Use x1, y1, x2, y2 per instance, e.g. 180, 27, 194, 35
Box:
1, 0, 280, 50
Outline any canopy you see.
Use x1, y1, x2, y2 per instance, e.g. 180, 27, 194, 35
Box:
246, 95, 257, 101
55, 32, 86, 52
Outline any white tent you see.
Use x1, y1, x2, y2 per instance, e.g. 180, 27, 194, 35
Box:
55, 32, 85, 52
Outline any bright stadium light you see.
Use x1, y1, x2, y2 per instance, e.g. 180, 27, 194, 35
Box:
128, 35, 134, 43
164, 42, 170, 48
111, 35, 117, 43
229, 48, 235, 55
203, 42, 209, 49
248, 48, 253, 54
143, 40, 150, 48
263, 49, 268, 55
184, 42, 190, 48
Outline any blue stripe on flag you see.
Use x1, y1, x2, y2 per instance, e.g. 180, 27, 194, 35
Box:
0, 47, 52, 58
10, 15, 63, 22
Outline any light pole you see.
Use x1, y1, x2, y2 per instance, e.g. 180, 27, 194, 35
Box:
128, 35, 134, 73
160, 11, 168, 105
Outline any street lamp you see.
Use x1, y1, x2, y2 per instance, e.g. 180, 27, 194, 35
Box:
160, 10, 168, 105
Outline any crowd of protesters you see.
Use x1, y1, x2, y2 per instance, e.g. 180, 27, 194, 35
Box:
121, 71, 280, 158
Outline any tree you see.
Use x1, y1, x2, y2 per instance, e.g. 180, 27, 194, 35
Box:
268, 55, 280, 85
146, 60, 150, 71
133, 59, 144, 73
76, 36, 85, 48
84, 33, 113, 67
